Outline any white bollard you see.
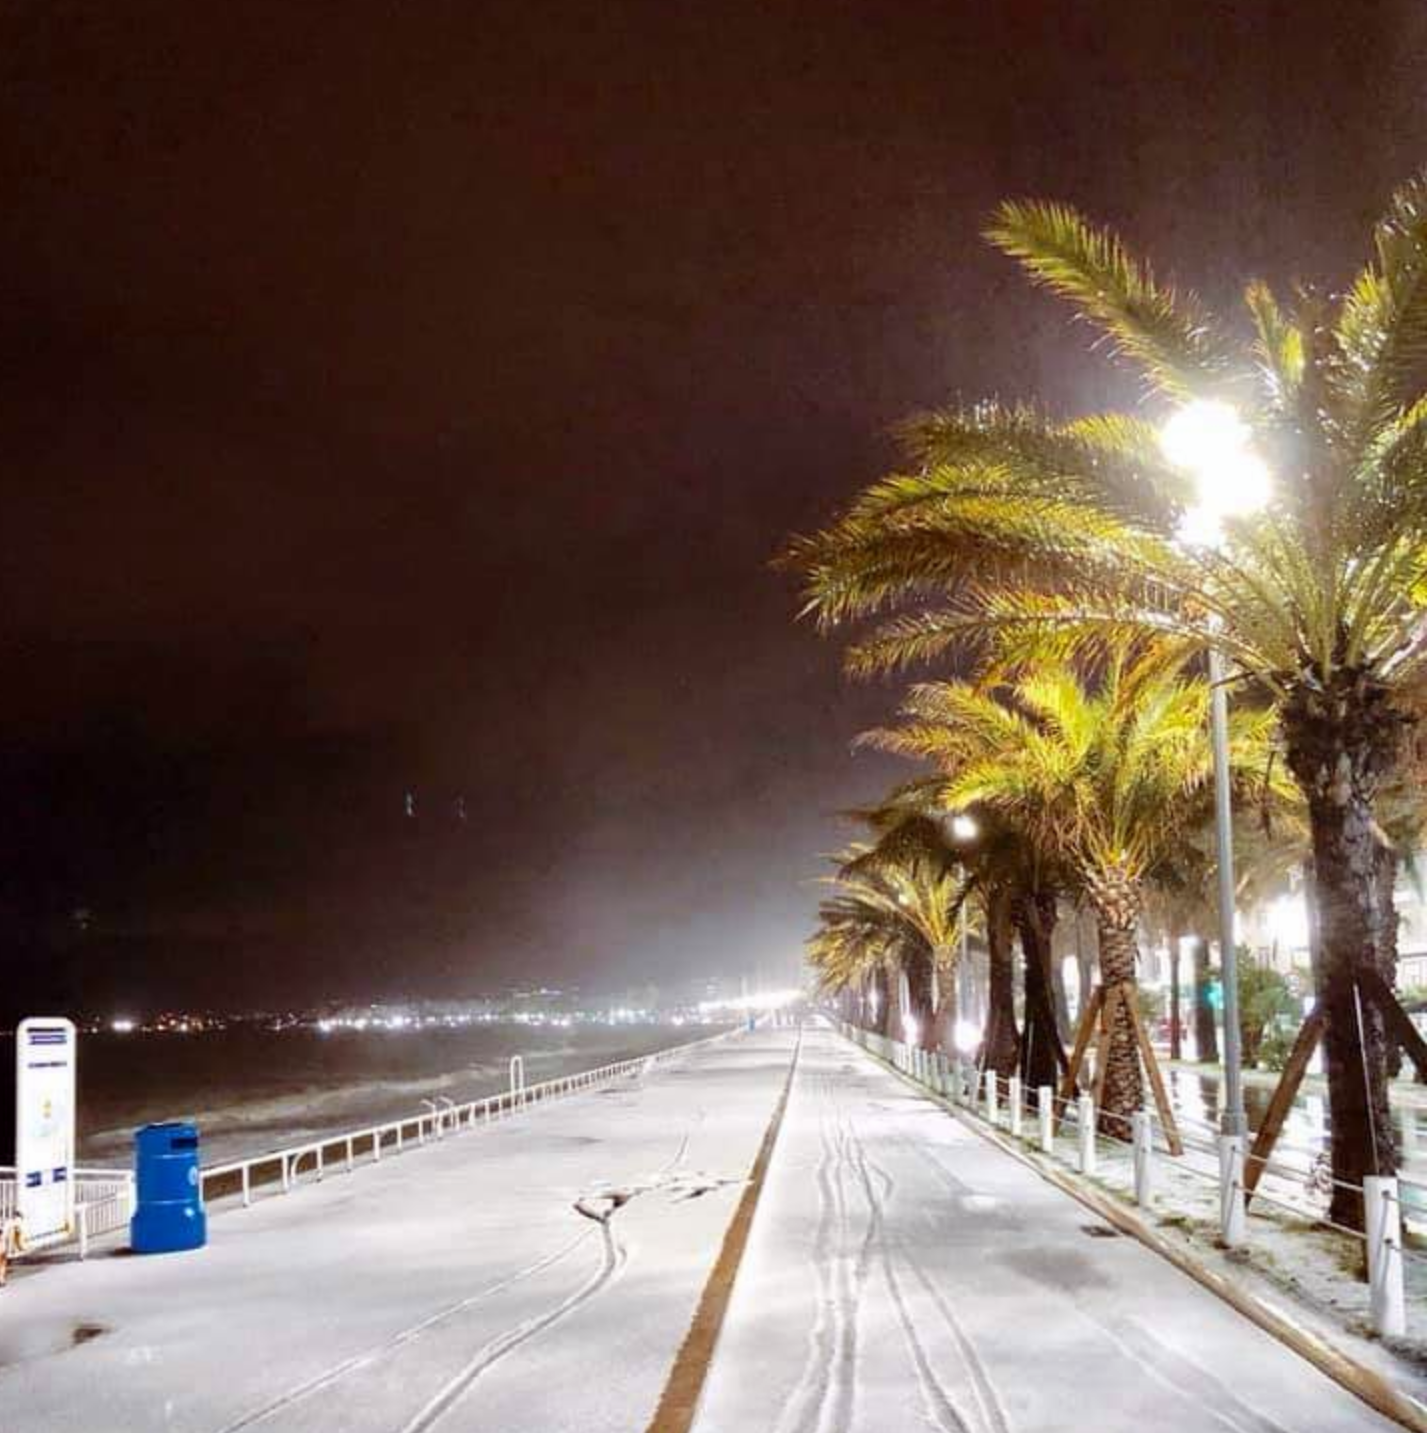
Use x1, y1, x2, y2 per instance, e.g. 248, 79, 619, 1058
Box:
1038, 1086, 1054, 1153
1132, 1111, 1153, 1207
1365, 1177, 1407, 1338
984, 1069, 999, 1125
1008, 1075, 1023, 1138
1077, 1093, 1096, 1174
1218, 1135, 1246, 1248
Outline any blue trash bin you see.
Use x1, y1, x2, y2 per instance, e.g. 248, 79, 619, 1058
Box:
130, 1122, 207, 1254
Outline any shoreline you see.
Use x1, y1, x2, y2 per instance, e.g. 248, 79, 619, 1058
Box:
70, 1023, 732, 1169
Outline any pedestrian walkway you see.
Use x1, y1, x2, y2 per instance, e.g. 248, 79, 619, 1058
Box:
0, 1027, 797, 1433
691, 1025, 1398, 1433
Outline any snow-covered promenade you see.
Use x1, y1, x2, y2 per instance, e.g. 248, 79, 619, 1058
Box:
0, 1021, 1406, 1431
0, 1027, 795, 1432
692, 1026, 1399, 1433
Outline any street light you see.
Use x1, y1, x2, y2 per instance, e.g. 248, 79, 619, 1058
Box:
1160, 399, 1270, 1141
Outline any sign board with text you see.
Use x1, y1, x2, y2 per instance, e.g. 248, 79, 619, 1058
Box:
15, 1017, 76, 1244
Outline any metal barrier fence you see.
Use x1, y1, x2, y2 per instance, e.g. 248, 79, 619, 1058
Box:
198, 1028, 738, 1211
0, 1166, 137, 1260
837, 1021, 1416, 1340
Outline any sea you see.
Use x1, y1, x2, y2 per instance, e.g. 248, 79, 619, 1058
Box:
0, 1021, 729, 1170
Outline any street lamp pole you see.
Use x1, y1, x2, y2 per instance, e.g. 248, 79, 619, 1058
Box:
1208, 645, 1247, 1139
1160, 400, 1269, 1144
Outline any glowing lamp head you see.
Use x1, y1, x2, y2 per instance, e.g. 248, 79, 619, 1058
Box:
1159, 399, 1248, 473
1160, 399, 1269, 548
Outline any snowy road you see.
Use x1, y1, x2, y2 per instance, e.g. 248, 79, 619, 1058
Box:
1, 1023, 1409, 1432
0, 1027, 796, 1433
691, 1026, 1400, 1433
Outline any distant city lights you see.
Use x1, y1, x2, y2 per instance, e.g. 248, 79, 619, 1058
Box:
81, 979, 799, 1041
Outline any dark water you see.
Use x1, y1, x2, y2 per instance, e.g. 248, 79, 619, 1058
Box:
0, 1022, 728, 1167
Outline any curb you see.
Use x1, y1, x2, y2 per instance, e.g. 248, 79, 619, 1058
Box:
645, 1027, 803, 1433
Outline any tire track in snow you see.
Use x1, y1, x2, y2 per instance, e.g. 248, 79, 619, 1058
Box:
898, 1246, 1012, 1433
842, 1113, 979, 1433
402, 1121, 704, 1433
213, 1228, 595, 1432
214, 1122, 698, 1433
774, 1077, 903, 1433
1091, 1316, 1294, 1433
773, 1074, 842, 1433
400, 1218, 628, 1433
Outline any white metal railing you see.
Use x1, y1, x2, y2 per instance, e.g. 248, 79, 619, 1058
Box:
198, 1028, 738, 1212
0, 1166, 136, 1261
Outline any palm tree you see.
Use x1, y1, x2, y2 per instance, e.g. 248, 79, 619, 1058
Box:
786, 177, 1427, 1222
834, 815, 965, 1051
805, 885, 900, 1035
807, 817, 966, 1050
844, 792, 1065, 1084
862, 650, 1284, 1134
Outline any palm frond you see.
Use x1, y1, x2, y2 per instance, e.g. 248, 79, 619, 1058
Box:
986, 199, 1239, 400
1334, 171, 1427, 444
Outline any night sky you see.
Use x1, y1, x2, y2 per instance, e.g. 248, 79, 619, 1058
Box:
3, 2, 1426, 1015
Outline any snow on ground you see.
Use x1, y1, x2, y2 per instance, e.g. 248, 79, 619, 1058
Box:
1075, 1113, 1427, 1385
0, 1027, 795, 1433
691, 1027, 1402, 1432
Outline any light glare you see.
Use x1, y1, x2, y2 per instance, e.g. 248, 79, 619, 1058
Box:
1159, 399, 1249, 473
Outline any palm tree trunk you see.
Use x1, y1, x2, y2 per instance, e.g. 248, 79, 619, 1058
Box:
869, 966, 893, 1037
1283, 683, 1401, 1230
1168, 914, 1183, 1062
1376, 842, 1403, 1080
932, 946, 958, 1052
980, 886, 1019, 1080
1192, 936, 1218, 1063
1015, 886, 1064, 1090
1087, 866, 1144, 1138
903, 945, 938, 1051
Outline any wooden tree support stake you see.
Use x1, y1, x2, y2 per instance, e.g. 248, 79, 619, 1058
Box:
1243, 1005, 1325, 1203
1054, 980, 1180, 1152
1057, 984, 1105, 1124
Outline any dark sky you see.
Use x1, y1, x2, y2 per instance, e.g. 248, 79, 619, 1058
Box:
3, 1, 1426, 1013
